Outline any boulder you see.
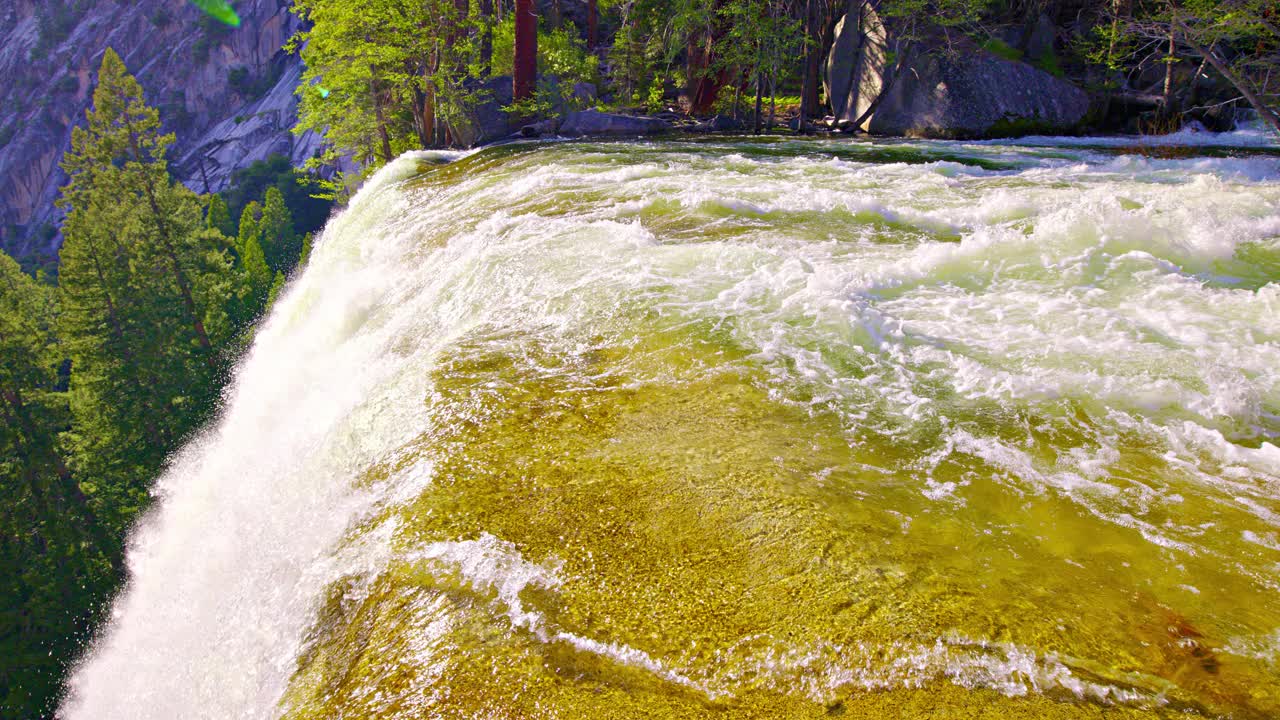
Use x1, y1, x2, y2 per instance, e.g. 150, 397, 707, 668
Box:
518, 117, 561, 138
691, 114, 742, 133
559, 110, 671, 137
825, 5, 1088, 138
1025, 14, 1057, 62
451, 76, 515, 147
571, 82, 598, 105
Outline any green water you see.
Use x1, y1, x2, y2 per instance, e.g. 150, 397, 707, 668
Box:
62, 137, 1280, 720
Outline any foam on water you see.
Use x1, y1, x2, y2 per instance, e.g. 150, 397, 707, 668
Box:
62, 136, 1280, 719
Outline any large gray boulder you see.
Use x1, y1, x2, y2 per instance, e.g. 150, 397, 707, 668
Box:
559, 110, 671, 137
451, 76, 515, 147
825, 5, 1088, 138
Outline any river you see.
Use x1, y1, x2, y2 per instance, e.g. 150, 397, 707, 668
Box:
62, 130, 1280, 719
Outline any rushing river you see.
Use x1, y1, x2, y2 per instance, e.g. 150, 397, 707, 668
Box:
63, 132, 1280, 719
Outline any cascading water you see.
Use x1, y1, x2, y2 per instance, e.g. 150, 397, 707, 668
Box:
62, 134, 1280, 719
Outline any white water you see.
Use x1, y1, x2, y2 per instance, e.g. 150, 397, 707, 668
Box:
61, 132, 1280, 718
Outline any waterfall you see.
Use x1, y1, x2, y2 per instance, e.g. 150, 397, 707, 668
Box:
63, 136, 1280, 719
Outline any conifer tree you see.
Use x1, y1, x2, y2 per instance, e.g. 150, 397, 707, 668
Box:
266, 270, 287, 310
238, 200, 262, 254
206, 194, 235, 238
56, 49, 236, 514
240, 234, 273, 316
259, 187, 298, 275
0, 251, 116, 718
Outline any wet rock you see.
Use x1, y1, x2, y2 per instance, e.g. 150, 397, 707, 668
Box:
559, 110, 670, 137
693, 114, 741, 133
518, 117, 561, 138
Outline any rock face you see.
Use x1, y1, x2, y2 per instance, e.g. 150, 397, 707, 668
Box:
559, 111, 670, 137
451, 76, 516, 148
0, 0, 320, 259
825, 4, 1088, 138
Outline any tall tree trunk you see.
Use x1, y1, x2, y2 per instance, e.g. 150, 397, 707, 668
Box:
1161, 28, 1176, 114
753, 59, 764, 133
514, 0, 538, 102
798, 0, 817, 125
123, 128, 215, 360
835, 0, 866, 121
587, 0, 598, 51
371, 79, 394, 162
769, 64, 777, 129
480, 0, 494, 75
425, 47, 438, 148
410, 81, 431, 148
1175, 19, 1280, 135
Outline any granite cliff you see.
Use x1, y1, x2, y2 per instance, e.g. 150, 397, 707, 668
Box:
0, 0, 321, 261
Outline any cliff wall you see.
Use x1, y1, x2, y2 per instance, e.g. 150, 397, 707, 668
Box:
0, 0, 319, 259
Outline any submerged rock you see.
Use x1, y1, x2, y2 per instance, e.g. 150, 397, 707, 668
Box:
559, 110, 671, 137
825, 6, 1087, 138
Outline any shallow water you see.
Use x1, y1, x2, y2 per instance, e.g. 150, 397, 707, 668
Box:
63, 133, 1280, 719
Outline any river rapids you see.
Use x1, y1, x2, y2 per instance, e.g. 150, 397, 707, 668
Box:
62, 131, 1280, 719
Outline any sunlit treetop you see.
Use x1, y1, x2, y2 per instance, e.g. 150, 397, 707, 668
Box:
191, 0, 241, 27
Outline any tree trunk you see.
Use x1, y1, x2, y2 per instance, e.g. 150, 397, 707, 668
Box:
798, 0, 817, 125
514, 0, 538, 102
425, 47, 439, 149
769, 64, 777, 129
410, 83, 431, 148
371, 79, 394, 162
753, 63, 764, 134
479, 0, 494, 76
1175, 20, 1280, 135
835, 0, 866, 121
123, 127, 215, 361
587, 0, 598, 51
1161, 28, 1176, 114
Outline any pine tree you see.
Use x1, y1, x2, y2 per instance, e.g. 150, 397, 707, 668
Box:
266, 270, 287, 310
298, 233, 315, 269
237, 200, 262, 254
259, 186, 298, 275
241, 234, 273, 316
56, 48, 236, 520
0, 251, 116, 718
206, 193, 235, 237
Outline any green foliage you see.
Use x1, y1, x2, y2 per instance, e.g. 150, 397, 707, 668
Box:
0, 44, 324, 720
266, 270, 287, 309
290, 0, 473, 165
221, 154, 332, 243
259, 187, 299, 275
981, 37, 1024, 61
0, 250, 115, 720
540, 26, 600, 86
57, 49, 234, 515
239, 233, 272, 317
206, 194, 234, 237
1035, 49, 1064, 78
0, 51, 313, 717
